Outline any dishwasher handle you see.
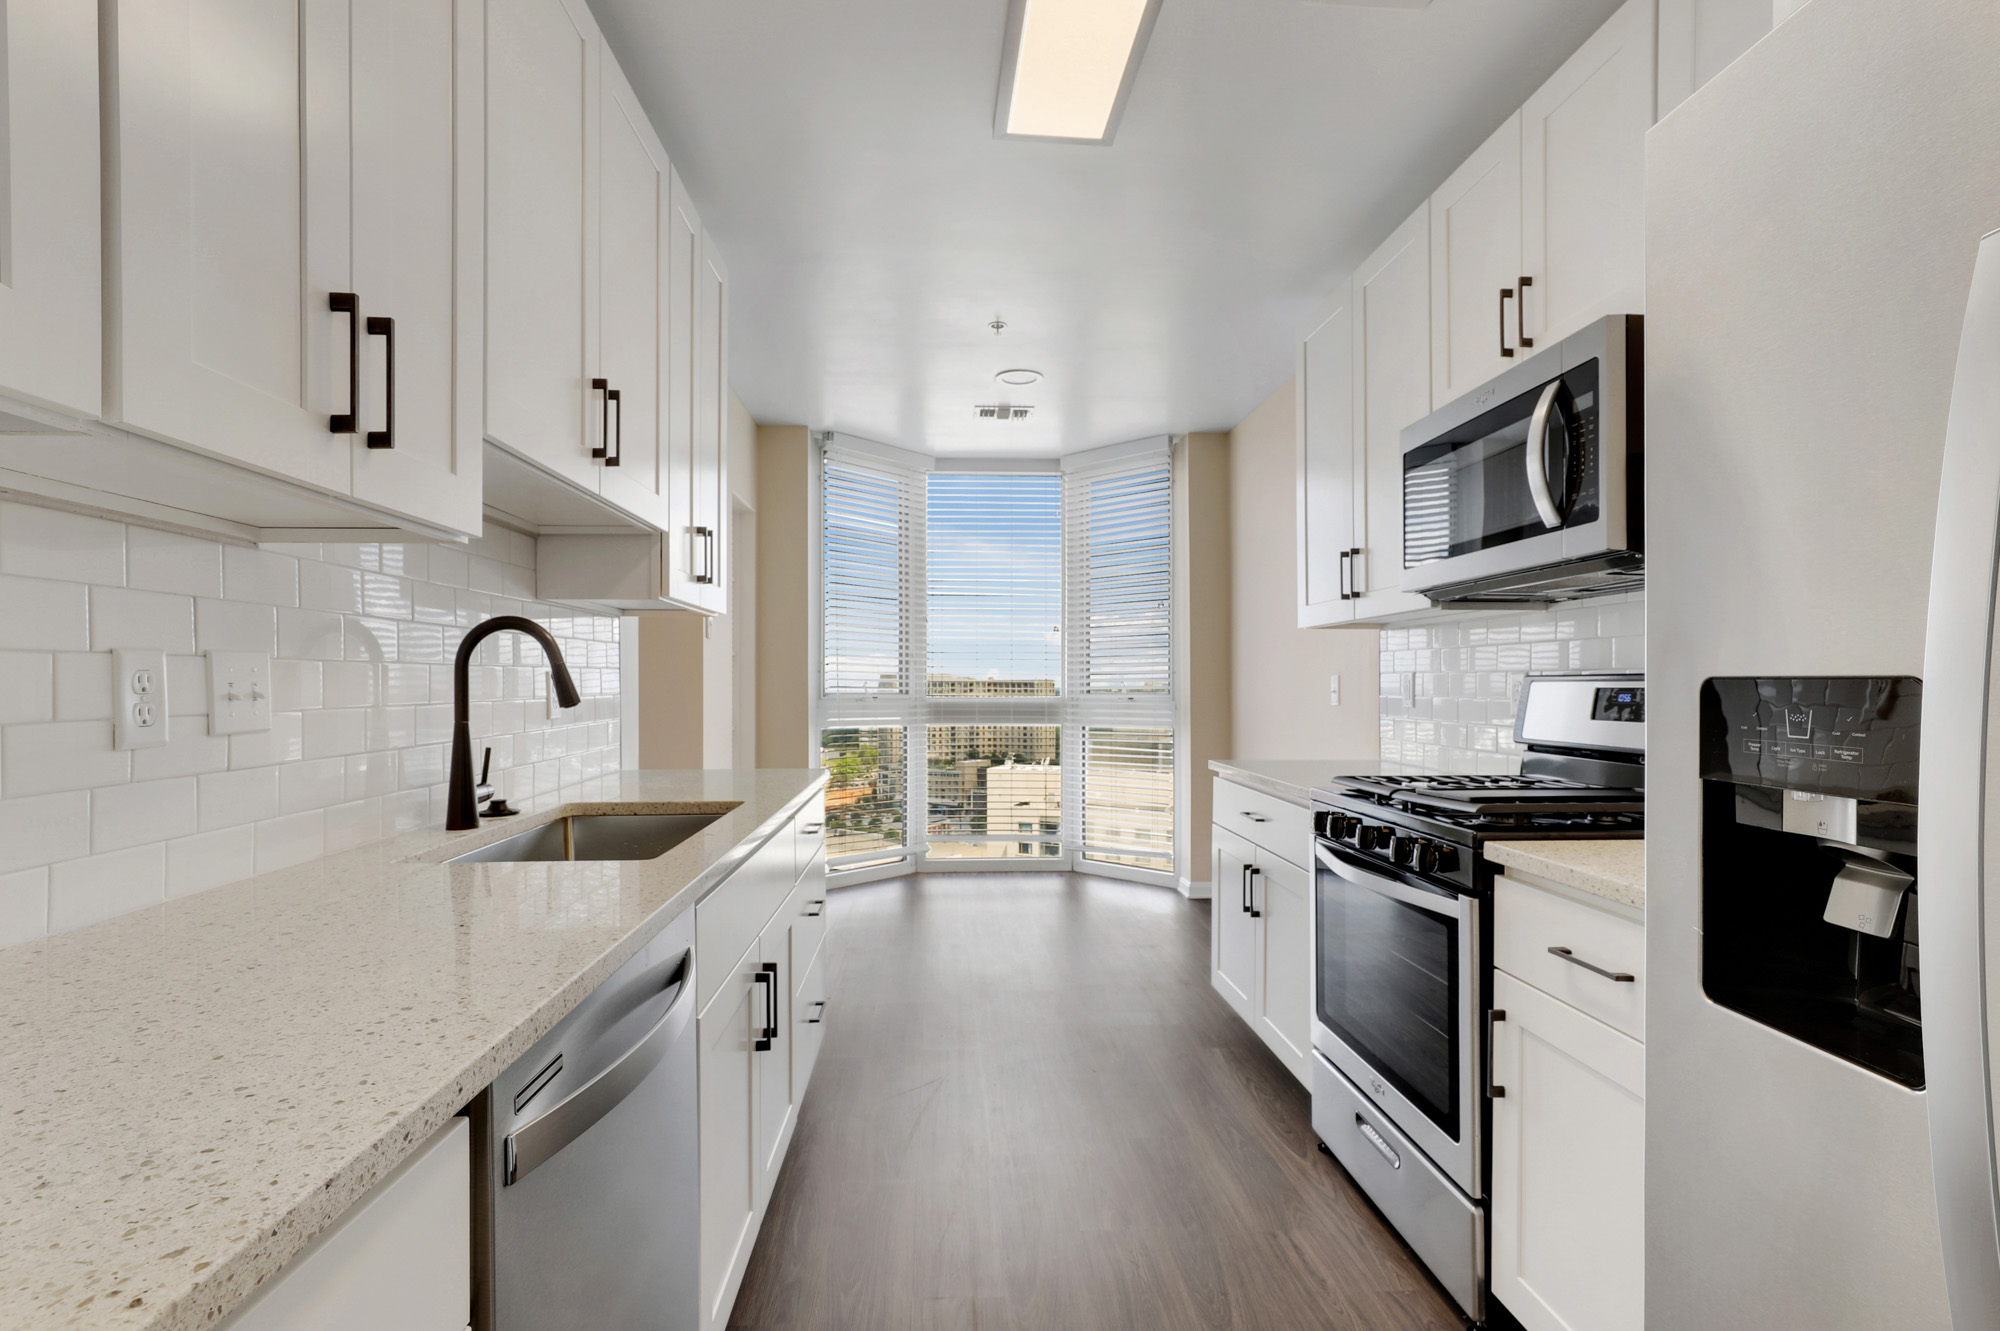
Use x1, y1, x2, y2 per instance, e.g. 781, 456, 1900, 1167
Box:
504, 948, 696, 1185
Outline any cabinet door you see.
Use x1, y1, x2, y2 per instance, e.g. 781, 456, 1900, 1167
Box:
1253, 850, 1313, 1086
1349, 204, 1433, 621
792, 931, 827, 1103
1521, 0, 1655, 349
664, 169, 703, 605
346, 0, 480, 537
1490, 971, 1645, 1331
0, 0, 100, 420
1429, 113, 1523, 406
1296, 285, 1357, 628
485, 0, 602, 494
595, 51, 672, 531
1212, 826, 1258, 1020
753, 897, 796, 1209
691, 230, 730, 612
697, 947, 760, 1331
106, 0, 350, 494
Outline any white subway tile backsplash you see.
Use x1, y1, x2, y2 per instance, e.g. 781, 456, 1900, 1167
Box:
1380, 592, 1644, 774
92, 777, 199, 853
0, 651, 55, 725
165, 826, 256, 899
196, 598, 277, 654
90, 586, 195, 653
222, 545, 299, 607
0, 511, 618, 945
0, 503, 126, 586
0, 575, 90, 650
0, 867, 48, 947
128, 527, 223, 598
49, 845, 164, 933
254, 810, 324, 873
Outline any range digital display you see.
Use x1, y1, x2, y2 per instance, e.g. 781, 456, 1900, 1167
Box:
1592, 685, 1644, 723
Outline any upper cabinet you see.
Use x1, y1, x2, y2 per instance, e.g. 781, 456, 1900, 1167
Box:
103, 0, 483, 538
485, 0, 729, 611
1302, 0, 1658, 629
0, 1, 101, 423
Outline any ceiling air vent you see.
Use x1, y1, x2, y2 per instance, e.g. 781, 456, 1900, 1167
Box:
977, 404, 1034, 421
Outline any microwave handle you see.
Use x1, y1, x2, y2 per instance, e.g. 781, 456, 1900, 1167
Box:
1526, 380, 1567, 530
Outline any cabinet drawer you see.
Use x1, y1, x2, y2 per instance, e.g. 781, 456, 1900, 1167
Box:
794, 793, 826, 881
790, 875, 828, 983
695, 827, 795, 1011
1213, 778, 1310, 868
1495, 874, 1645, 1040
792, 941, 826, 1096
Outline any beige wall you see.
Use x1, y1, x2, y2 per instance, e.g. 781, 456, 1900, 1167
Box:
1177, 431, 1232, 890
755, 425, 813, 768
1229, 377, 1381, 760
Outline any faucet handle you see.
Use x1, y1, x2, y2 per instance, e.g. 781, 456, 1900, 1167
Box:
476, 746, 495, 807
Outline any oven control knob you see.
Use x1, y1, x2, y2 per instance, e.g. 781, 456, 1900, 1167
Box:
1359, 824, 1390, 851
1314, 811, 1337, 840
1416, 842, 1460, 875
1335, 814, 1362, 841
1391, 835, 1419, 865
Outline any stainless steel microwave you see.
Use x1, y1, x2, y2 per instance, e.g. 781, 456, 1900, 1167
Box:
1400, 315, 1642, 603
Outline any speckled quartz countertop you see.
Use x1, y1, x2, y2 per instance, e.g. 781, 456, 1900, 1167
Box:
1208, 759, 1381, 808
1485, 839, 1646, 910
0, 768, 826, 1331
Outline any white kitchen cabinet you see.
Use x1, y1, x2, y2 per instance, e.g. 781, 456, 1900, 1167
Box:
1296, 283, 1358, 628
0, 0, 101, 423
1429, 113, 1523, 406
1210, 779, 1312, 1087
1348, 204, 1434, 621
664, 171, 702, 606
1520, 0, 1655, 350
104, 0, 482, 538
220, 1118, 469, 1331
663, 175, 731, 613
486, 0, 603, 495
696, 805, 830, 1331
1490, 969, 1644, 1331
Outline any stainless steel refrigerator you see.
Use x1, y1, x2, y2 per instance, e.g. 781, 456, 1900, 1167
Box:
1647, 1, 2000, 1327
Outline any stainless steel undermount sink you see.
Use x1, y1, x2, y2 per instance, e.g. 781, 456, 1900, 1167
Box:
449, 813, 724, 863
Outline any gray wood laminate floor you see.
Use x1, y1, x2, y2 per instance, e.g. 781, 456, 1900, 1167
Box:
727, 871, 1464, 1331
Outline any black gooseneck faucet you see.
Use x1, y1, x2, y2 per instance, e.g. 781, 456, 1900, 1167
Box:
447, 616, 582, 830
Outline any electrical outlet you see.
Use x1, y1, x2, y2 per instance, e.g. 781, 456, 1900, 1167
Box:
207, 651, 273, 735
1329, 674, 1341, 707
114, 648, 169, 750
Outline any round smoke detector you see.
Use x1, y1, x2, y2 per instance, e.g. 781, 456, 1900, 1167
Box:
995, 368, 1043, 387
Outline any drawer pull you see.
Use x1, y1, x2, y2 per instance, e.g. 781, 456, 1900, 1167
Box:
804, 899, 826, 917
1239, 811, 1268, 823
1354, 1114, 1401, 1169
807, 1000, 826, 1025
1548, 946, 1636, 983
801, 822, 824, 835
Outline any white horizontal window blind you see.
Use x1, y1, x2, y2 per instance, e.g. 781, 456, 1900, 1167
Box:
823, 454, 920, 696
926, 473, 1063, 695
1064, 444, 1175, 875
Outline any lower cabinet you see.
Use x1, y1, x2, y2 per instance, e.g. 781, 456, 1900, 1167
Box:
220, 1118, 469, 1330
1489, 967, 1645, 1331
696, 805, 830, 1331
1209, 779, 1314, 1088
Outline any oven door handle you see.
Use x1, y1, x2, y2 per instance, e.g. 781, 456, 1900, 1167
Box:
1526, 379, 1568, 530
1316, 842, 1467, 919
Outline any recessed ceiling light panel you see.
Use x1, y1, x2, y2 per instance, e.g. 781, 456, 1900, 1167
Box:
995, 0, 1164, 145
995, 368, 1044, 386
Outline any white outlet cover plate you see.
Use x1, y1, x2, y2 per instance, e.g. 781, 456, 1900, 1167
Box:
114, 648, 169, 750
208, 651, 274, 735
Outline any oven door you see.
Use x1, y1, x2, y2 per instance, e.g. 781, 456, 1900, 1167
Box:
1401, 317, 1632, 597
1313, 841, 1481, 1196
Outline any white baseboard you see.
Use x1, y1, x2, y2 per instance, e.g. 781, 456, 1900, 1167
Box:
1179, 876, 1212, 900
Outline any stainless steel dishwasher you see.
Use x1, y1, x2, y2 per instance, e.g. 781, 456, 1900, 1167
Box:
476, 909, 697, 1331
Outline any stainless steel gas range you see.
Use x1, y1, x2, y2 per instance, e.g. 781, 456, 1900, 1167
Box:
1308, 673, 1645, 1325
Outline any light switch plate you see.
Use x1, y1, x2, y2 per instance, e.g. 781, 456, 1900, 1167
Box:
114, 648, 169, 750
1329, 674, 1341, 707
208, 651, 273, 735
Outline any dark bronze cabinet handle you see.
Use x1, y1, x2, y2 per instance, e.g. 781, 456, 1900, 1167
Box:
365, 315, 394, 448
1548, 946, 1636, 982
1486, 1009, 1507, 1098
1247, 864, 1262, 919
329, 292, 359, 433
1338, 549, 1352, 601
1348, 546, 1363, 597
693, 526, 716, 584
1499, 287, 1515, 358
1516, 275, 1533, 349
605, 388, 622, 466
591, 378, 610, 459
753, 963, 778, 1050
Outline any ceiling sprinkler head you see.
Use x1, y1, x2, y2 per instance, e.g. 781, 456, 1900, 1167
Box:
989, 318, 1007, 335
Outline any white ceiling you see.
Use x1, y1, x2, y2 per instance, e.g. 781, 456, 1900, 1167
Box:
588, 0, 1625, 456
